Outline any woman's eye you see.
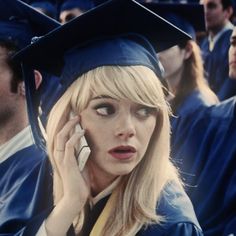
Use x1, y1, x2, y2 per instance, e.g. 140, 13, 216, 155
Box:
95, 104, 115, 116
136, 107, 157, 118
230, 40, 236, 47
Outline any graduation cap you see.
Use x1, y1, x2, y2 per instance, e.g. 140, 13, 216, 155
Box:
142, 2, 205, 39
13, 0, 191, 149
15, 0, 192, 73
30, 1, 57, 19
60, 0, 95, 12
0, 0, 60, 49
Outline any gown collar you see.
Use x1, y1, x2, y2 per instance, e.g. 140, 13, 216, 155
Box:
0, 126, 34, 164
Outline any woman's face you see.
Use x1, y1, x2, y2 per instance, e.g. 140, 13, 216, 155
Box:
80, 95, 157, 180
158, 45, 186, 79
229, 28, 236, 79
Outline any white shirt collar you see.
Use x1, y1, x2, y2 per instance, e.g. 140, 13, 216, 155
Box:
208, 21, 234, 51
0, 126, 35, 164
89, 176, 121, 208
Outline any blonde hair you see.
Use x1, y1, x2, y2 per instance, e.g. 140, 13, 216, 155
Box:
172, 40, 218, 112
46, 65, 181, 235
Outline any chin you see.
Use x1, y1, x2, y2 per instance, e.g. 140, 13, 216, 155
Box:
229, 71, 236, 80
112, 164, 135, 176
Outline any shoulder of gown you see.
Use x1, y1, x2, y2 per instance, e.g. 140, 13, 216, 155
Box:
138, 181, 203, 236
0, 145, 53, 236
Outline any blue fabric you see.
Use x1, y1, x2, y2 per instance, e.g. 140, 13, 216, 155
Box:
60, 0, 94, 11
0, 21, 34, 49
31, 1, 57, 19
170, 96, 236, 236
171, 89, 217, 132
142, 2, 205, 40
138, 181, 203, 235
201, 29, 234, 99
158, 13, 196, 39
60, 35, 164, 89
217, 77, 236, 100
0, 145, 53, 235
0, 0, 60, 49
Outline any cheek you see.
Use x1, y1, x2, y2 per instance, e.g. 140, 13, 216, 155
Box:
229, 49, 233, 60
140, 117, 156, 142
214, 9, 223, 19
83, 121, 109, 154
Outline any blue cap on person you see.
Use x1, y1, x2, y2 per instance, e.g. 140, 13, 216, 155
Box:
0, 0, 60, 50
0, 0, 60, 150
59, 0, 95, 23
13, 0, 191, 149
60, 0, 95, 12
15, 0, 191, 73
142, 2, 205, 40
30, 0, 57, 19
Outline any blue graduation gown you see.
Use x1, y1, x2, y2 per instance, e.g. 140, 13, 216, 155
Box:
0, 145, 52, 236
217, 77, 236, 101
138, 181, 203, 235
171, 89, 217, 133
22, 181, 203, 236
171, 96, 236, 235
201, 29, 236, 100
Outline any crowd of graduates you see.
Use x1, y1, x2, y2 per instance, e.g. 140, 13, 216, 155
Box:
0, 0, 236, 235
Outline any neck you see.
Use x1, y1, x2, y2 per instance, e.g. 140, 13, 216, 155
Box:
208, 21, 228, 38
88, 162, 117, 197
0, 102, 28, 145
165, 68, 183, 96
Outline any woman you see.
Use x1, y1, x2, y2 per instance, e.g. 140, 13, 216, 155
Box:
158, 40, 218, 114
45, 64, 200, 236
15, 0, 203, 235
144, 3, 218, 114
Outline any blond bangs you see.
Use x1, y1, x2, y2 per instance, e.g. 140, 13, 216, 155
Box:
70, 65, 168, 112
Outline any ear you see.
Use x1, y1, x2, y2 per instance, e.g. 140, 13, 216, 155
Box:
183, 41, 193, 60
34, 70, 42, 90
18, 81, 26, 96
226, 6, 234, 20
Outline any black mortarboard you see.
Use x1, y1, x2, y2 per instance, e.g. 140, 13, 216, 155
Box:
0, 0, 60, 49
142, 2, 205, 39
13, 0, 191, 149
15, 0, 191, 73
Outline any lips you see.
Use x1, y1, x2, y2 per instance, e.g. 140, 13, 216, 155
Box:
229, 61, 236, 66
108, 145, 136, 160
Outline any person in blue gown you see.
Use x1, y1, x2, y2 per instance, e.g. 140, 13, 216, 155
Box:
170, 96, 236, 236
145, 3, 219, 119
59, 0, 95, 24
216, 19, 236, 100
14, 0, 203, 235
0, 0, 60, 235
134, 3, 236, 235
170, 26, 236, 236
200, 0, 236, 100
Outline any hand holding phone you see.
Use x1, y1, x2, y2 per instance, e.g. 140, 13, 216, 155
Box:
75, 123, 91, 171
70, 112, 91, 171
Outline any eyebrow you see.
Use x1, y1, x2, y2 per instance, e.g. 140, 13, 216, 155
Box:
91, 95, 117, 101
230, 35, 236, 41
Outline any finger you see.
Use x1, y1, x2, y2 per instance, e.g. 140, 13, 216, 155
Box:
63, 132, 90, 197
55, 115, 80, 152
54, 131, 85, 181
64, 130, 85, 167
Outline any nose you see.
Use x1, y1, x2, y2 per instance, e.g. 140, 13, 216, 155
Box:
114, 114, 136, 140
233, 46, 236, 55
